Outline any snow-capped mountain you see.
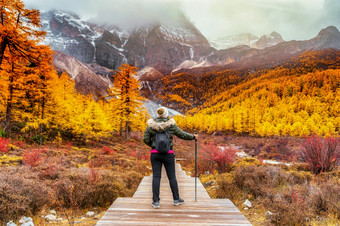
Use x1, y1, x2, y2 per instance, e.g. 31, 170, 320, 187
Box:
210, 32, 284, 50
41, 10, 215, 75
253, 31, 284, 49
206, 26, 340, 68
41, 10, 102, 63
210, 33, 259, 50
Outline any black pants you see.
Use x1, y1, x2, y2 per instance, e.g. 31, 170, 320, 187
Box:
150, 153, 179, 202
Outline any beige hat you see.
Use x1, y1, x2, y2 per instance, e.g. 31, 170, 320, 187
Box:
156, 107, 169, 118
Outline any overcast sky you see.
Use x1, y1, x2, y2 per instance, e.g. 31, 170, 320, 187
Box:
24, 0, 340, 41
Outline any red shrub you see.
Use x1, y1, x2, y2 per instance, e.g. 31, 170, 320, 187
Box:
212, 145, 236, 173
14, 140, 25, 149
65, 142, 72, 149
0, 137, 10, 153
135, 149, 149, 160
89, 166, 100, 184
23, 149, 43, 167
126, 150, 137, 158
198, 142, 236, 174
39, 158, 63, 180
299, 136, 339, 174
102, 146, 116, 155
291, 189, 303, 204
89, 155, 104, 168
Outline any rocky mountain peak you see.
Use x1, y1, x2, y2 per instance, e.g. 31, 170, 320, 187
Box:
270, 31, 283, 39
317, 26, 340, 38
41, 9, 215, 74
312, 26, 340, 49
53, 51, 111, 100
210, 33, 259, 50
254, 31, 284, 49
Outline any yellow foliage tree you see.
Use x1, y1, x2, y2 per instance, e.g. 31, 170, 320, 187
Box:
107, 64, 148, 139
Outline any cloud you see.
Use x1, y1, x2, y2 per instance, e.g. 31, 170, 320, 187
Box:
24, 0, 340, 40
25, 0, 183, 28
182, 0, 339, 40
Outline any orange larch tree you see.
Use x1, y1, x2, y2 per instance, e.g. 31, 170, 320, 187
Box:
0, 0, 45, 66
107, 64, 147, 139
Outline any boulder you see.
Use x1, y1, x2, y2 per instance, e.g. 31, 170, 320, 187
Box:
86, 211, 96, 218
45, 214, 57, 222
6, 221, 16, 226
21, 222, 34, 226
243, 199, 252, 208
19, 217, 27, 224
19, 216, 34, 226
265, 210, 274, 221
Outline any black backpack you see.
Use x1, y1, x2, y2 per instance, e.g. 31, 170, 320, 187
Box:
154, 129, 171, 154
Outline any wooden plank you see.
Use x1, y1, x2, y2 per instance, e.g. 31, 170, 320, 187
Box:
96, 163, 251, 226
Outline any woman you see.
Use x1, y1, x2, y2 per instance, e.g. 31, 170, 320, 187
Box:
143, 107, 197, 209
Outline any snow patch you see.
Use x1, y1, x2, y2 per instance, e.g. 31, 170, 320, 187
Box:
172, 60, 214, 73
106, 42, 124, 52
189, 47, 194, 60
262, 160, 293, 166
159, 25, 198, 43
42, 36, 79, 50
143, 100, 182, 118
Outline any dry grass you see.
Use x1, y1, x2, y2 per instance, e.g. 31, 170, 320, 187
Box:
0, 135, 151, 225
176, 134, 340, 225
1, 133, 339, 225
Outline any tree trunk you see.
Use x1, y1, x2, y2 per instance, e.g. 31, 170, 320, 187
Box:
40, 96, 45, 145
126, 121, 130, 139
119, 122, 123, 136
0, 38, 8, 67
5, 74, 14, 137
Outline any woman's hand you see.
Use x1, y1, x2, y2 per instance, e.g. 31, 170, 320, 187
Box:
194, 133, 198, 140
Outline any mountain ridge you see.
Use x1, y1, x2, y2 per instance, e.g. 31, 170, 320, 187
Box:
41, 10, 215, 74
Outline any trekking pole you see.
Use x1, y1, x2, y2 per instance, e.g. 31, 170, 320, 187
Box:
194, 132, 198, 202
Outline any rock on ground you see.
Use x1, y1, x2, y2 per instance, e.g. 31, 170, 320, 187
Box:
7, 221, 16, 226
86, 211, 96, 218
45, 214, 57, 222
243, 199, 252, 208
19, 216, 34, 226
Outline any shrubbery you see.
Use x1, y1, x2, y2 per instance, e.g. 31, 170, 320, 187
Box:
197, 142, 235, 174
0, 137, 10, 153
0, 168, 51, 224
213, 164, 340, 225
0, 137, 150, 224
54, 168, 142, 209
299, 136, 339, 174
23, 149, 44, 168
0, 129, 6, 137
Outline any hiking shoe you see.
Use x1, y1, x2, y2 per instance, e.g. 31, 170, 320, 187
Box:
152, 201, 160, 209
173, 198, 184, 206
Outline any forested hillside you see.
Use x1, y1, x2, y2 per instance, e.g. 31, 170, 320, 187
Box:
171, 50, 340, 136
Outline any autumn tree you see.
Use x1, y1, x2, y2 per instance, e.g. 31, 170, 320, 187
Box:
176, 68, 340, 137
107, 64, 147, 139
0, 52, 26, 136
20, 45, 56, 144
0, 0, 45, 66
0, 0, 47, 137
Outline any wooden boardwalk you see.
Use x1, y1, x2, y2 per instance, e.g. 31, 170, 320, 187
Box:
97, 163, 251, 225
